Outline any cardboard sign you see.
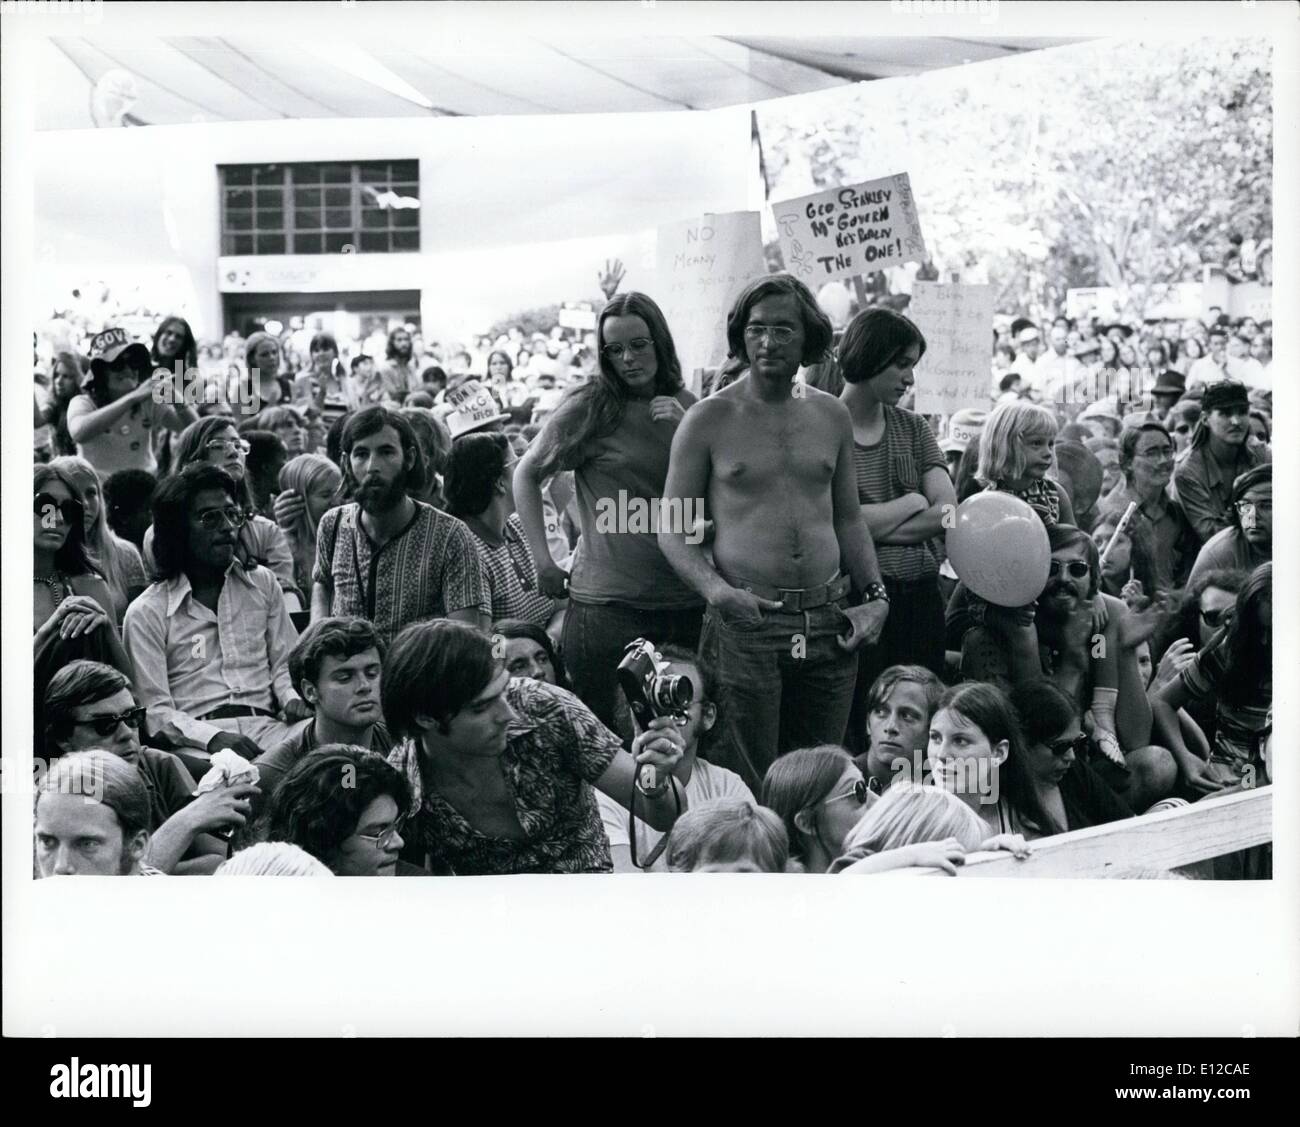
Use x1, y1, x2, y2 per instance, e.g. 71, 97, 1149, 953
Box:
655, 210, 766, 391
558, 303, 597, 331
908, 282, 996, 415
773, 174, 927, 285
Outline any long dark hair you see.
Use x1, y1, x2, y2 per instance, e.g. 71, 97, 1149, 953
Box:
149, 463, 239, 582
492, 617, 572, 692
34, 463, 100, 579
934, 682, 1052, 835
150, 316, 198, 371
1155, 567, 1248, 662
530, 292, 683, 479
1218, 562, 1271, 708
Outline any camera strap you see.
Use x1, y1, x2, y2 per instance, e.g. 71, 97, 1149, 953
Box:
628, 776, 682, 871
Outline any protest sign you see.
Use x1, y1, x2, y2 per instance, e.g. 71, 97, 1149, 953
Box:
908, 281, 995, 415
772, 174, 927, 285
558, 302, 597, 331
655, 210, 766, 392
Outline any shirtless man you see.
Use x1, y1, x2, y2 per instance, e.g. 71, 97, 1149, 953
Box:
658, 274, 889, 791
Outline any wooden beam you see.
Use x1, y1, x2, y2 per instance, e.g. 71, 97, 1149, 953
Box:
909, 787, 1273, 878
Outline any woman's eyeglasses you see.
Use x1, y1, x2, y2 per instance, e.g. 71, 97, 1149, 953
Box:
824, 778, 870, 807
195, 506, 248, 531
1199, 606, 1235, 629
743, 324, 798, 345
1048, 559, 1090, 579
206, 438, 251, 456
357, 811, 408, 851
74, 705, 146, 738
34, 492, 83, 526
1046, 733, 1089, 758
601, 338, 653, 361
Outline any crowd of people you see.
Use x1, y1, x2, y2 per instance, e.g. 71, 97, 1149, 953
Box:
30, 273, 1273, 878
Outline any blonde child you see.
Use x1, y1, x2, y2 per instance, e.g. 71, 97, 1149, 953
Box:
666, 798, 790, 873
973, 402, 1125, 767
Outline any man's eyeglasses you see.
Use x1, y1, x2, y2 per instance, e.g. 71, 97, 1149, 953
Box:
1135, 445, 1174, 462
195, 506, 247, 531
743, 324, 798, 345
1234, 499, 1271, 516
1199, 606, 1235, 629
206, 438, 251, 456
357, 811, 408, 851
34, 492, 84, 526
824, 778, 870, 808
1046, 733, 1089, 759
73, 705, 146, 738
1048, 559, 1090, 579
601, 338, 653, 361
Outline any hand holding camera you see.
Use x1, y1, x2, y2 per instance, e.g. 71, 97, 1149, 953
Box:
618, 639, 692, 794
631, 716, 685, 795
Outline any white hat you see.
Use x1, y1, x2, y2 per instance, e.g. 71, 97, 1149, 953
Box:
1015, 327, 1041, 345
437, 380, 510, 440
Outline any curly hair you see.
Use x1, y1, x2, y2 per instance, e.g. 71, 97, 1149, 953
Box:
148, 463, 239, 581
264, 745, 412, 872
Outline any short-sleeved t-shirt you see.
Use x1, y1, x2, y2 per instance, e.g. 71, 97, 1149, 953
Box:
386, 678, 622, 874
851, 405, 946, 581
466, 514, 556, 628
596, 756, 754, 872
65, 393, 182, 475
544, 390, 702, 609
134, 748, 198, 832
313, 501, 491, 646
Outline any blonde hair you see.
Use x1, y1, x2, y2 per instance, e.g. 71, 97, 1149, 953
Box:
48, 455, 141, 616
977, 401, 1058, 486
278, 453, 342, 554
666, 798, 789, 873
217, 841, 334, 877
841, 781, 985, 855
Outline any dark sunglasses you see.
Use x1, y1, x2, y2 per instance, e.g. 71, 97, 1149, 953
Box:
34, 492, 84, 526
824, 778, 870, 807
1048, 559, 1090, 579
1199, 606, 1235, 629
74, 705, 146, 738
1047, 733, 1089, 758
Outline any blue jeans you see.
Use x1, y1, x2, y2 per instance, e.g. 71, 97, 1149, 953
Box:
562, 598, 704, 741
698, 598, 858, 794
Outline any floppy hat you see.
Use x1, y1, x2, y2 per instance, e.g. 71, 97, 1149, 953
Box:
437, 380, 511, 440
88, 327, 150, 379
1151, 371, 1186, 396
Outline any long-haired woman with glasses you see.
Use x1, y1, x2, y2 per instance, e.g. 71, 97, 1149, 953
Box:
140, 415, 295, 590
760, 745, 874, 873
513, 292, 703, 738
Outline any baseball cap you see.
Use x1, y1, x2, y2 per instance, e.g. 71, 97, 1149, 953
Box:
88, 327, 150, 378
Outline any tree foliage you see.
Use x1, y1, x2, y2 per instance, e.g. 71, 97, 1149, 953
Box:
758, 38, 1272, 319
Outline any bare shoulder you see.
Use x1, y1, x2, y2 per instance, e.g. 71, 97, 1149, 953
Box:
802, 384, 853, 427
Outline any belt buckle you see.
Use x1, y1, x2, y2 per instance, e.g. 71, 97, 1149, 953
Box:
776, 588, 801, 613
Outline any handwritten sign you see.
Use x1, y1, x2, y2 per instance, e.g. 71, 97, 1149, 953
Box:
908, 282, 996, 415
773, 174, 927, 285
656, 211, 766, 391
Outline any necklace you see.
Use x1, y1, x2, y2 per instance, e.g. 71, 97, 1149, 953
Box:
34, 572, 66, 607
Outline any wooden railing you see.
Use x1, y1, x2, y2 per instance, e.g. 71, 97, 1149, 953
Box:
913, 786, 1273, 878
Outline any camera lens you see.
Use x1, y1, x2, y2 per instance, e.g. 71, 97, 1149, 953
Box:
652, 674, 693, 714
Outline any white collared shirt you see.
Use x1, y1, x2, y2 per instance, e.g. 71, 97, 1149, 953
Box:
123, 561, 301, 748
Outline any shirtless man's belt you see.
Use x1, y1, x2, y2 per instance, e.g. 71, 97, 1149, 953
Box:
717, 571, 851, 613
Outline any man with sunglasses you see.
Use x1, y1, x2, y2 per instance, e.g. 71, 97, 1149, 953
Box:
1188, 464, 1271, 587
124, 463, 310, 771
974, 525, 1177, 811
42, 660, 258, 873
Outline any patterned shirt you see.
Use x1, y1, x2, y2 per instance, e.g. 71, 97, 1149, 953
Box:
313, 501, 491, 646
387, 678, 622, 875
989, 476, 1062, 528
851, 406, 946, 581
466, 514, 556, 628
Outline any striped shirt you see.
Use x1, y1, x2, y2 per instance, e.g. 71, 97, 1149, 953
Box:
466, 514, 557, 628
313, 501, 491, 646
852, 406, 946, 581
